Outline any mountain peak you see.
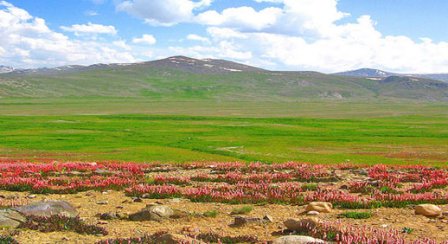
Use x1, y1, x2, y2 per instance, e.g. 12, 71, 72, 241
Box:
146, 56, 265, 74
0, 65, 14, 74
335, 68, 394, 78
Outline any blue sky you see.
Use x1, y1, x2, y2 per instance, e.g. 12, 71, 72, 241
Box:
1, 0, 448, 73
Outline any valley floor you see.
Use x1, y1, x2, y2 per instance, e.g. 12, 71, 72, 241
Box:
0, 161, 447, 243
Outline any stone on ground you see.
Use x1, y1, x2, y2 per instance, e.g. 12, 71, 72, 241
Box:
273, 235, 325, 244
305, 202, 332, 213
129, 205, 174, 221
0, 209, 26, 228
415, 204, 442, 217
13, 200, 78, 218
284, 218, 320, 231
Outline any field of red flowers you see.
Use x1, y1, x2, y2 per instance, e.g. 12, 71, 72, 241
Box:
1, 160, 447, 243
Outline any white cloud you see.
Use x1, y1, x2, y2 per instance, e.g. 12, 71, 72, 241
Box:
196, 7, 281, 31
132, 34, 157, 45
0, 1, 135, 68
168, 0, 448, 73
116, 0, 213, 26
61, 22, 117, 36
186, 34, 209, 43
113, 40, 131, 50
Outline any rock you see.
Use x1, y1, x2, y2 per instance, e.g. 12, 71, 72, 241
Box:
27, 195, 37, 199
273, 235, 324, 244
415, 204, 442, 218
339, 185, 349, 190
284, 218, 319, 231
14, 200, 78, 218
306, 211, 320, 216
170, 198, 182, 203
442, 211, 448, 217
96, 200, 109, 205
368, 180, 381, 187
263, 215, 274, 222
100, 212, 118, 220
233, 216, 261, 226
116, 212, 128, 219
129, 205, 174, 221
133, 198, 143, 203
0, 209, 26, 228
153, 233, 205, 244
305, 202, 332, 213
94, 169, 116, 175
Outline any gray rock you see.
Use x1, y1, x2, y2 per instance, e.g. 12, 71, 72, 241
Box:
0, 209, 26, 228
13, 200, 78, 218
153, 233, 206, 244
233, 216, 272, 226
273, 235, 324, 244
100, 212, 118, 220
284, 218, 320, 231
129, 205, 174, 221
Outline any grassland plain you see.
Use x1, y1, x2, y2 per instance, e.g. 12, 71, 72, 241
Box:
0, 99, 447, 165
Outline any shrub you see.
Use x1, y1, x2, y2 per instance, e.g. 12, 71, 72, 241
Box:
203, 210, 219, 218
339, 211, 372, 219
0, 236, 18, 244
19, 215, 108, 235
231, 206, 253, 215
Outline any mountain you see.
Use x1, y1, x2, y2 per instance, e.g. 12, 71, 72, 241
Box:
0, 56, 447, 101
335, 68, 448, 83
413, 74, 448, 83
335, 68, 395, 78
8, 56, 264, 76
0, 65, 13, 74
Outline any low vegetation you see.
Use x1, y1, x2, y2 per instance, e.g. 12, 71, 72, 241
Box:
231, 206, 254, 215
338, 211, 372, 219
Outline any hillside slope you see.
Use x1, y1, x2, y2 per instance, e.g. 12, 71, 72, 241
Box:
1, 57, 447, 101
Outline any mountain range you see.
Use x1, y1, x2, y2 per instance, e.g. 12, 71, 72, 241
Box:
335, 68, 448, 82
0, 56, 447, 101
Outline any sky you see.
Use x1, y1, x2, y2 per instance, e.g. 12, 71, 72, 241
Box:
1, 0, 448, 73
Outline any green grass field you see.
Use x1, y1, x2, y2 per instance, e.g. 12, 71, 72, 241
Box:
1, 99, 447, 165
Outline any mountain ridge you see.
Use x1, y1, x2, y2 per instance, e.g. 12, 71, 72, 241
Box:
0, 56, 447, 101
335, 68, 448, 82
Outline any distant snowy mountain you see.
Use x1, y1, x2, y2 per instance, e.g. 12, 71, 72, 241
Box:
335, 68, 448, 83
335, 68, 395, 78
0, 65, 14, 74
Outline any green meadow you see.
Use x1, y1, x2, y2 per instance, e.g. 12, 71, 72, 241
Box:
0, 99, 447, 165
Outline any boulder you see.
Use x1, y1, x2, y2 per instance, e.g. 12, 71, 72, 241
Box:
305, 202, 332, 213
13, 200, 78, 218
415, 204, 442, 217
153, 233, 206, 244
99, 212, 118, 220
273, 235, 325, 244
284, 218, 319, 232
0, 209, 26, 228
306, 211, 320, 216
233, 216, 262, 226
129, 205, 174, 221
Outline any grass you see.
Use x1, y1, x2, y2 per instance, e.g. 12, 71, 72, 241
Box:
0, 111, 447, 165
231, 206, 254, 215
338, 211, 373, 219
203, 210, 219, 218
